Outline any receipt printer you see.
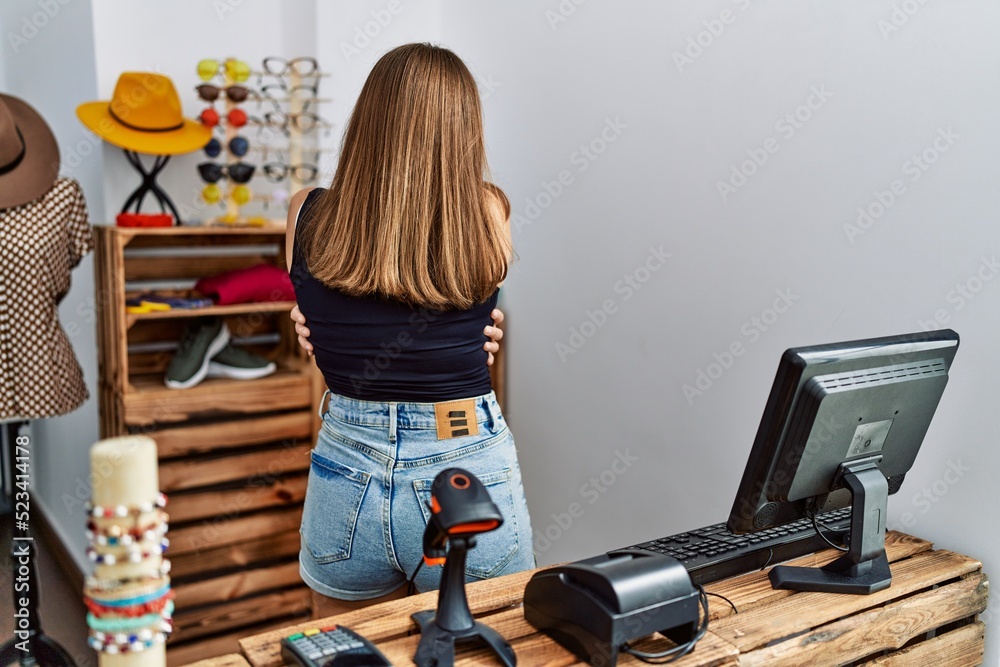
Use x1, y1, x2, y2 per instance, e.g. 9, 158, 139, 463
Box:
523, 550, 700, 666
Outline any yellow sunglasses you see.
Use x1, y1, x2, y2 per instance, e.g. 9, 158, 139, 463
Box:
197, 58, 251, 83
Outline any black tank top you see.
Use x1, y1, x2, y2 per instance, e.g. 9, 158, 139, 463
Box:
290, 188, 498, 402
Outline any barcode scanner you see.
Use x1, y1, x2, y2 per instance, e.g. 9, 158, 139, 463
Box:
421, 470, 503, 566
411, 468, 516, 667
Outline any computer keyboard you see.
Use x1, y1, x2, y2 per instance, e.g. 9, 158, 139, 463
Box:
614, 507, 852, 586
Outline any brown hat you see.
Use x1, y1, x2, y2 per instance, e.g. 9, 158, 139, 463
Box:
0, 94, 60, 210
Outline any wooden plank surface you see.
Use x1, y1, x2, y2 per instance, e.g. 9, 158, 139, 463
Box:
173, 587, 312, 642
168, 615, 308, 667
170, 508, 303, 555
159, 442, 310, 493
174, 561, 303, 609
155, 412, 313, 459
124, 253, 275, 282
858, 621, 985, 666
125, 370, 312, 426
737, 573, 988, 667
168, 474, 307, 524
170, 532, 299, 580
173, 653, 251, 667
241, 567, 539, 666
95, 227, 129, 437
710, 549, 982, 652
126, 300, 294, 326
116, 224, 286, 237
702, 531, 933, 621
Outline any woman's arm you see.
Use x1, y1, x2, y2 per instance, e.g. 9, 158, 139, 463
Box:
287, 187, 316, 354
285, 187, 316, 269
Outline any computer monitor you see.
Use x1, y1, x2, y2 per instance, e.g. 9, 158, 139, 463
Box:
726, 329, 959, 594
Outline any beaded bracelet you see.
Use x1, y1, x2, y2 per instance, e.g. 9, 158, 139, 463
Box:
87, 512, 168, 544
89, 533, 169, 555
88, 628, 169, 654
87, 601, 174, 633
85, 562, 170, 591
87, 538, 168, 565
87, 583, 171, 609
85, 492, 167, 518
83, 594, 173, 618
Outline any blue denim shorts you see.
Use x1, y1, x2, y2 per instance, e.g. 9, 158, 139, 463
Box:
299, 390, 535, 600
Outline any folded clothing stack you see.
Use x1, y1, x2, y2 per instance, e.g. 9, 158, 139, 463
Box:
194, 263, 295, 305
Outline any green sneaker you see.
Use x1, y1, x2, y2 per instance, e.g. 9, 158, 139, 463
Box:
206, 343, 277, 380
164, 317, 230, 389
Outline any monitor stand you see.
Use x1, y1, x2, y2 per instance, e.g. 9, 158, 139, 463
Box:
769, 458, 892, 594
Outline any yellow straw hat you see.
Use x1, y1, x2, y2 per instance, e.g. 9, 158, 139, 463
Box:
77, 72, 210, 155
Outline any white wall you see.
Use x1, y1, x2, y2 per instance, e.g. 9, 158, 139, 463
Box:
442, 2, 1000, 663
0, 0, 106, 570
2, 2, 997, 663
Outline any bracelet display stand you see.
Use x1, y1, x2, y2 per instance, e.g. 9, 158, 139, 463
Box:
85, 436, 171, 667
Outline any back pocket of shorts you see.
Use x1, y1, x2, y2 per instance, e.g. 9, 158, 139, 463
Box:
300, 451, 371, 564
413, 468, 519, 579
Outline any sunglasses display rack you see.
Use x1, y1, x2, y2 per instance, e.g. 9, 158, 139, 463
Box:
196, 56, 329, 227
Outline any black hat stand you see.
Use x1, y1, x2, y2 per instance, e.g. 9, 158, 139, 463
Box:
121, 149, 183, 224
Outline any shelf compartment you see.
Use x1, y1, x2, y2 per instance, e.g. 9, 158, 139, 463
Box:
126, 300, 295, 327
168, 474, 308, 524
154, 411, 313, 459
159, 440, 311, 493
123, 371, 312, 426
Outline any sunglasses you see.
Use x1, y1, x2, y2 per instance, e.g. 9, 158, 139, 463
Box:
202, 183, 253, 206
263, 162, 318, 183
197, 162, 256, 184
204, 136, 250, 158
200, 107, 248, 128
196, 84, 252, 104
197, 58, 251, 83
262, 56, 319, 77
252, 111, 332, 134
261, 81, 320, 98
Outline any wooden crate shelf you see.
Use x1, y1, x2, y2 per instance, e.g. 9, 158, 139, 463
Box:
95, 225, 323, 662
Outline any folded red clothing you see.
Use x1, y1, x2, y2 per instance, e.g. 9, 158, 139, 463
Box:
195, 263, 295, 305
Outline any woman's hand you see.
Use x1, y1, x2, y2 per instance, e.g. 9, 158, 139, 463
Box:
290, 305, 313, 356
291, 305, 506, 365
484, 308, 504, 366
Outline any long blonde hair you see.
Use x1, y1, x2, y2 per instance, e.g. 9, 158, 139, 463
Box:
301, 43, 511, 310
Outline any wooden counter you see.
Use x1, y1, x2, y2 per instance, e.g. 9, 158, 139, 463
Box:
222, 531, 987, 666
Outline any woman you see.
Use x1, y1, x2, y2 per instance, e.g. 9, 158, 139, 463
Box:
286, 43, 534, 617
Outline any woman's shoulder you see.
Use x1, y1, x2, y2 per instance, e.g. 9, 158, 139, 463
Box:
286, 187, 325, 267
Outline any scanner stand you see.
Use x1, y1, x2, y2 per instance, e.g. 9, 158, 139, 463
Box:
412, 536, 516, 667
